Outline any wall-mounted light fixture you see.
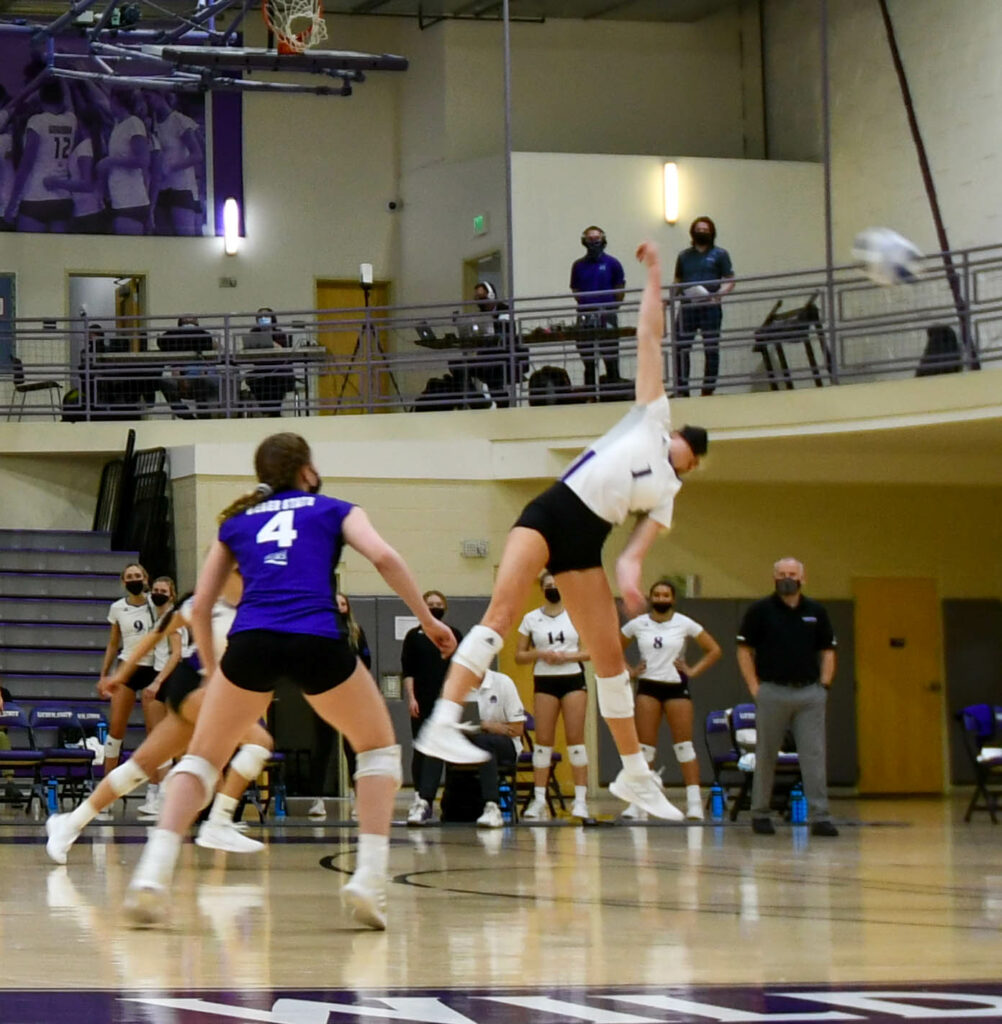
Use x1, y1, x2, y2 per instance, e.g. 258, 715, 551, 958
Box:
223, 197, 241, 255
663, 162, 679, 224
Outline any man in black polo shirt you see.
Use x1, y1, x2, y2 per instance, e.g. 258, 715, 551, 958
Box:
403, 591, 464, 824
736, 557, 838, 837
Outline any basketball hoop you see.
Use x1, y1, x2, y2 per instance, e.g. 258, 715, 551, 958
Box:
262, 0, 328, 54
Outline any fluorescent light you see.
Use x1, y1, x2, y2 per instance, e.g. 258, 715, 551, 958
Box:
663, 162, 679, 224
223, 197, 240, 256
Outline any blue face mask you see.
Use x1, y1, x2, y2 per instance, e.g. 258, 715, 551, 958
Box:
257, 316, 272, 327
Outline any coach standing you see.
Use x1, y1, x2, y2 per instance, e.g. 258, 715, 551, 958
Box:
736, 557, 839, 837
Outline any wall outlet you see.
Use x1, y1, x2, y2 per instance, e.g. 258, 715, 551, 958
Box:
460, 539, 489, 558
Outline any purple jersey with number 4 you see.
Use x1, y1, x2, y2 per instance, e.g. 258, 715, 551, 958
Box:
218, 490, 354, 639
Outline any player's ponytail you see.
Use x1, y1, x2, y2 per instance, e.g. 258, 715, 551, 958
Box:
217, 432, 312, 523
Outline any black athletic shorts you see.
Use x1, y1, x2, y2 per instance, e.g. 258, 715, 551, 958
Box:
636, 677, 691, 702
124, 664, 159, 694
221, 630, 358, 695
19, 198, 73, 223
158, 188, 201, 213
534, 671, 587, 699
514, 481, 612, 575
159, 661, 202, 714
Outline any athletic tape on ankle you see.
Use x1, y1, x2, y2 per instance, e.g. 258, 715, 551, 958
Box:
451, 624, 503, 677
531, 744, 552, 770
229, 743, 271, 781
108, 759, 149, 797
641, 743, 657, 765
596, 670, 633, 718
673, 740, 696, 764
567, 744, 588, 767
167, 754, 220, 809
103, 735, 123, 760
355, 744, 402, 787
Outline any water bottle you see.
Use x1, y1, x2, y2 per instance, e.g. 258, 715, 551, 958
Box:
274, 784, 287, 819
96, 721, 108, 745
709, 782, 725, 822
498, 782, 514, 824
46, 779, 59, 815
790, 782, 807, 824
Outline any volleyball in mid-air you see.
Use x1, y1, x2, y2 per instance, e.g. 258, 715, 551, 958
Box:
851, 226, 922, 285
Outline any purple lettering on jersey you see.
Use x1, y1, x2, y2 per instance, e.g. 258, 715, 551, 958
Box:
218, 490, 354, 639
560, 448, 596, 482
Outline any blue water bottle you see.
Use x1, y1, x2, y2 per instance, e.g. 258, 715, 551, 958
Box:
790, 782, 807, 824
709, 782, 725, 822
274, 784, 287, 819
96, 721, 108, 745
498, 782, 514, 824
46, 779, 59, 815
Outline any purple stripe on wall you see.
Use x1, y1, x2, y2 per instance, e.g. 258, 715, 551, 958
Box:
212, 92, 244, 237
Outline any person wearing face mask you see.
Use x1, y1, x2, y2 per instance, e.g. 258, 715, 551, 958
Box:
246, 306, 295, 416
570, 225, 627, 390
402, 591, 464, 825
99, 563, 158, 788
673, 216, 735, 397
515, 572, 591, 820
736, 557, 838, 837
156, 315, 218, 419
620, 579, 721, 821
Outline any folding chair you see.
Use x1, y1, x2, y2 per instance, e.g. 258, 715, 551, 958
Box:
237, 751, 287, 822
728, 702, 801, 821
956, 704, 1002, 823
703, 709, 742, 814
0, 704, 45, 815
29, 706, 96, 810
515, 713, 566, 816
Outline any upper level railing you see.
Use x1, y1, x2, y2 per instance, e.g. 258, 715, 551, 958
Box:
1, 243, 998, 421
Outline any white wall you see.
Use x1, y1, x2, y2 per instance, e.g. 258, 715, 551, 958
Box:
510, 152, 825, 299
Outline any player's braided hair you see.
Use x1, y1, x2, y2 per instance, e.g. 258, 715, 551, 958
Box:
218, 432, 312, 523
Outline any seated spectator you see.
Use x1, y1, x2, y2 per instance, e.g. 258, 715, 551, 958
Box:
156, 315, 218, 419
0, 683, 22, 805
457, 282, 528, 407
464, 668, 526, 828
245, 307, 295, 417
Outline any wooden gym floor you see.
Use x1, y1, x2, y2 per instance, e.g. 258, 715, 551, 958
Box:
1, 794, 1001, 1023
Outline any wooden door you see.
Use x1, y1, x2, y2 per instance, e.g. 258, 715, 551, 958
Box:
315, 279, 389, 414
114, 275, 146, 352
853, 577, 945, 794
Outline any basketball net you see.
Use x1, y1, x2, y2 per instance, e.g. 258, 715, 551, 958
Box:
262, 0, 328, 54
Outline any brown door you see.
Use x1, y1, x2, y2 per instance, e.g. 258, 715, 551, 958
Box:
853, 577, 945, 794
315, 279, 390, 414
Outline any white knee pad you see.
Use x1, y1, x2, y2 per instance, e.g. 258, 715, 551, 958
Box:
532, 745, 553, 771
104, 735, 123, 761
166, 754, 220, 810
107, 759, 149, 797
451, 625, 503, 678
596, 671, 634, 719
229, 743, 271, 782
673, 740, 697, 764
354, 744, 402, 789
641, 743, 657, 765
567, 744, 588, 768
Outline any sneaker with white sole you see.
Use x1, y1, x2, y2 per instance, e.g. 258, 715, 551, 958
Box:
522, 796, 549, 821
686, 795, 705, 821
342, 870, 386, 930
619, 803, 648, 822
413, 719, 490, 765
307, 799, 327, 820
570, 799, 590, 820
136, 785, 159, 818
609, 769, 684, 821
406, 797, 431, 826
123, 883, 168, 928
195, 821, 265, 854
94, 807, 114, 822
476, 801, 504, 828
45, 813, 82, 865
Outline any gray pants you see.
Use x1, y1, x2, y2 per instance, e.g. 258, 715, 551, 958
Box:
751, 682, 830, 822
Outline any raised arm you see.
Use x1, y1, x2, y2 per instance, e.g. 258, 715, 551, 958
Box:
633, 242, 666, 406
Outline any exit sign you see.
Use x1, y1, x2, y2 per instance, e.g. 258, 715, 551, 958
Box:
473, 213, 489, 236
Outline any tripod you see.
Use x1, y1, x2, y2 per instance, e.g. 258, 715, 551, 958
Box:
334, 282, 402, 411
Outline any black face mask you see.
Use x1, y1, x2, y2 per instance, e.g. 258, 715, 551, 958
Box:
692, 231, 712, 246
584, 240, 605, 259
124, 580, 145, 596
775, 578, 801, 597
543, 587, 560, 604
429, 607, 446, 621
150, 592, 171, 607
651, 601, 673, 614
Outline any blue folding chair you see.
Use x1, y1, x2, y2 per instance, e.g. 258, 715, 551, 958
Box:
0, 704, 45, 815
515, 713, 566, 816
29, 705, 96, 811
957, 704, 1002, 823
703, 708, 741, 814
729, 702, 801, 821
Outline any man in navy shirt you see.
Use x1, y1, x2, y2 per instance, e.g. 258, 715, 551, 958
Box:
673, 216, 734, 396
570, 225, 626, 389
